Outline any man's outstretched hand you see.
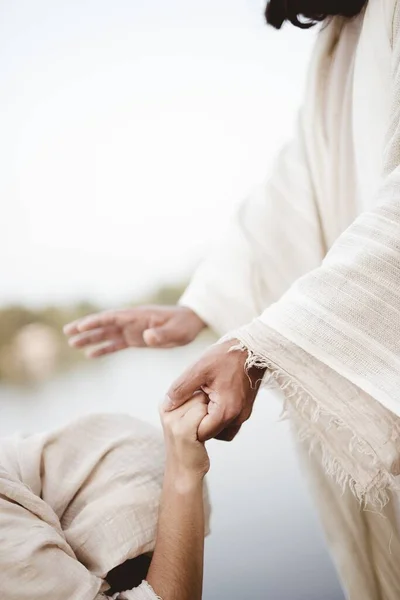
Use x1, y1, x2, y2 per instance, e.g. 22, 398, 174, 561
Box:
64, 306, 206, 357
64, 306, 264, 443
164, 340, 265, 442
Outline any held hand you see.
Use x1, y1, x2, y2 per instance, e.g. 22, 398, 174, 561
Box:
63, 306, 205, 357
160, 393, 210, 484
165, 340, 265, 443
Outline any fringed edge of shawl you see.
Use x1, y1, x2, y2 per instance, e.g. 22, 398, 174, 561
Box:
105, 580, 162, 599
221, 337, 400, 510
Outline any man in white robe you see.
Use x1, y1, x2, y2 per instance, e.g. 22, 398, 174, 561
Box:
66, 1, 400, 596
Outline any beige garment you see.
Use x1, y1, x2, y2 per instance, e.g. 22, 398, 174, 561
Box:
0, 414, 166, 600
180, 0, 400, 596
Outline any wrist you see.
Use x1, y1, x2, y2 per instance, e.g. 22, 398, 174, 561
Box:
248, 364, 267, 386
164, 463, 205, 494
179, 306, 207, 330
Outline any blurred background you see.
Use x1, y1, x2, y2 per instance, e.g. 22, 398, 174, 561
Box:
0, 1, 344, 598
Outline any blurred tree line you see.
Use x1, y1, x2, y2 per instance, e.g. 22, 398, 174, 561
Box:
0, 283, 187, 385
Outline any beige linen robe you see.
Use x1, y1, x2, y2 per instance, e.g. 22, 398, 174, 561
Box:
0, 414, 165, 600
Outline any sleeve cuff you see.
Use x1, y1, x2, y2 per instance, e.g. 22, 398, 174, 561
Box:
114, 580, 162, 600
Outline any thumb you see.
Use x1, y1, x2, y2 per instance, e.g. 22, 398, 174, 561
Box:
197, 403, 226, 442
165, 365, 208, 411
183, 402, 209, 439
143, 323, 177, 347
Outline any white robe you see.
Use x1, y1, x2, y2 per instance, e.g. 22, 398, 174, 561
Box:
181, 0, 400, 597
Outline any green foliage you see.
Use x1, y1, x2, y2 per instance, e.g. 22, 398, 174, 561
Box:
0, 303, 101, 385
0, 306, 37, 347
134, 283, 186, 306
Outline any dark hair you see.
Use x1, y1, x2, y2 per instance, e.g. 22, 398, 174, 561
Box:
265, 0, 368, 29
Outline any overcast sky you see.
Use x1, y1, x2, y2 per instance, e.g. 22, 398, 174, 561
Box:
0, 0, 314, 307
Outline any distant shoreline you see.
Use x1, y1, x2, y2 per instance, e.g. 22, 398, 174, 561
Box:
0, 282, 218, 385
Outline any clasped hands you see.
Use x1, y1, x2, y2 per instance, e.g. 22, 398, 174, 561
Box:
64, 306, 265, 442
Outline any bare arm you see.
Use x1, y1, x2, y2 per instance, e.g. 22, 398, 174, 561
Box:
147, 473, 205, 600
147, 395, 209, 600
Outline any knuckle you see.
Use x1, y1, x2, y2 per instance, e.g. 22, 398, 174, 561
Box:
173, 329, 189, 345
159, 407, 173, 426
166, 384, 180, 401
198, 405, 208, 418
168, 377, 188, 396
240, 408, 253, 423
223, 404, 242, 422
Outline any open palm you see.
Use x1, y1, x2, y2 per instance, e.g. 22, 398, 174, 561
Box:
64, 306, 205, 357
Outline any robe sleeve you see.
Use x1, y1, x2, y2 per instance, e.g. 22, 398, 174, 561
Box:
179, 109, 326, 336
229, 2, 400, 419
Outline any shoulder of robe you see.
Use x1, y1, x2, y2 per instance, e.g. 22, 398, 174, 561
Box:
360, 0, 399, 45
381, 0, 400, 46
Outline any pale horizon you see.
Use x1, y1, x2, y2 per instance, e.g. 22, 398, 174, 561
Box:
1, 0, 315, 308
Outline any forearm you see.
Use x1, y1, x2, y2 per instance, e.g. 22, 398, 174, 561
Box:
147, 466, 205, 600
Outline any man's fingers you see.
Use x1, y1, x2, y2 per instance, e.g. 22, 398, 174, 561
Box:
215, 423, 243, 442
181, 401, 209, 436
160, 392, 204, 417
165, 367, 208, 411
196, 403, 234, 442
197, 412, 226, 442
213, 403, 254, 442
85, 340, 128, 358
143, 322, 181, 348
143, 315, 191, 348
160, 393, 208, 437
67, 326, 120, 348
63, 320, 82, 336
64, 311, 119, 336
196, 394, 244, 442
